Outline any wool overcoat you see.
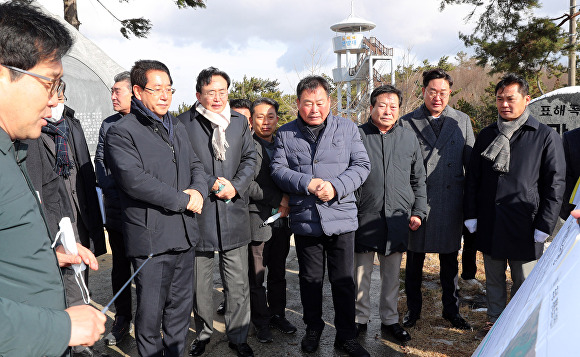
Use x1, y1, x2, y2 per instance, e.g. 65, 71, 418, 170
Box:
400, 105, 475, 253
464, 115, 565, 261
178, 109, 257, 252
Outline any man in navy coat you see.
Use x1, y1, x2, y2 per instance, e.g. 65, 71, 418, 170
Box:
464, 73, 565, 339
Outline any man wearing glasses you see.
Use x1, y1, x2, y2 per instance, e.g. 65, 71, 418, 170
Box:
0, 2, 105, 356
179, 67, 257, 357
25, 78, 107, 356
400, 68, 475, 330
105, 60, 208, 357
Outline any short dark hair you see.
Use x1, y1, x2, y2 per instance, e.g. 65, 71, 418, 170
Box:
230, 98, 251, 111
250, 97, 279, 115
422, 68, 453, 88
495, 73, 529, 96
114, 71, 131, 87
130, 60, 172, 89
370, 85, 402, 107
196, 67, 230, 93
0, 1, 73, 80
296, 75, 330, 99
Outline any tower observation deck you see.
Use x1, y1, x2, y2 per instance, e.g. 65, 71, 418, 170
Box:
331, 3, 395, 123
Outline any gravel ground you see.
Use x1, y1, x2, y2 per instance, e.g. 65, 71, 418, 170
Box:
87, 234, 489, 357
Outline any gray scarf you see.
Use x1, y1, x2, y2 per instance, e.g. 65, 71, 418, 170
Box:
481, 108, 529, 173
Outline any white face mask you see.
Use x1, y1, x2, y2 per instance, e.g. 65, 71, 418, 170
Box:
46, 102, 65, 123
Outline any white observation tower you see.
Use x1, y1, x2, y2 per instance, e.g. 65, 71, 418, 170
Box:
331, 2, 395, 123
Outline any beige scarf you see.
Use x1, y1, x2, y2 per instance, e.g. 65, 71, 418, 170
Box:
195, 101, 231, 161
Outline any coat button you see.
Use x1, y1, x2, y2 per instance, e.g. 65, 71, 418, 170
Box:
447, 163, 452, 167
314, 159, 319, 163
446, 185, 451, 189
451, 141, 455, 144
154, 128, 158, 132
173, 159, 176, 163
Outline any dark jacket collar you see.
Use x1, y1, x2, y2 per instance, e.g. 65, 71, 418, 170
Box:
363, 117, 401, 134
490, 113, 540, 131
296, 114, 328, 143
131, 97, 176, 126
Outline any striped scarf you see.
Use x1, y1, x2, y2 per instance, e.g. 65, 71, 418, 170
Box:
42, 117, 72, 177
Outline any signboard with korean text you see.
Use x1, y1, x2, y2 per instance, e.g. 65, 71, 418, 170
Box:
529, 87, 580, 136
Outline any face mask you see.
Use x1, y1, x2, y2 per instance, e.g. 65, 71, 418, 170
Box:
51, 217, 90, 304
46, 102, 65, 123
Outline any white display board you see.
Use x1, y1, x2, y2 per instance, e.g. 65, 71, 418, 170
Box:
473, 211, 580, 356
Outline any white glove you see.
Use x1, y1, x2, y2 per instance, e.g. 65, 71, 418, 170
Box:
464, 219, 477, 234
51, 217, 90, 304
534, 229, 550, 243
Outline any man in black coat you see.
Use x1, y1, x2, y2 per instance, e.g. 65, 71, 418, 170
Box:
105, 60, 207, 357
178, 67, 257, 357
464, 73, 565, 339
355, 85, 427, 343
94, 71, 133, 345
246, 98, 296, 343
560, 127, 580, 218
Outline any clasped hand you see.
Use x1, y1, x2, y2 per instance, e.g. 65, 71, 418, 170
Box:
183, 188, 204, 213
308, 178, 336, 202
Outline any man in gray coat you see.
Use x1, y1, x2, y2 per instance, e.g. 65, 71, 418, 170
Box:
178, 67, 257, 357
355, 85, 427, 343
400, 68, 474, 330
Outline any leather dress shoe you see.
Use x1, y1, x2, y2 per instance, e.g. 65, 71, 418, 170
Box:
255, 325, 273, 343
189, 338, 209, 356
301, 329, 322, 353
402, 311, 420, 328
382, 323, 411, 342
443, 312, 472, 330
269, 315, 297, 334
334, 338, 371, 357
228, 342, 254, 357
104, 315, 131, 346
355, 323, 367, 337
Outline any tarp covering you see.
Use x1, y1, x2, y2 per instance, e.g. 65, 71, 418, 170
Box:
36, 1, 125, 155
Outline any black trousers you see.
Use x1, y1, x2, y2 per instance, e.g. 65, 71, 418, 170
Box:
132, 249, 194, 357
461, 227, 477, 280
405, 250, 459, 317
107, 226, 133, 319
294, 232, 356, 341
248, 225, 292, 327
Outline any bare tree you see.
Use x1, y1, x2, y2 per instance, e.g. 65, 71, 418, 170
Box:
61, 0, 206, 38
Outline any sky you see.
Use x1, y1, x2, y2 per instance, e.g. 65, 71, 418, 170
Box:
36, 0, 569, 110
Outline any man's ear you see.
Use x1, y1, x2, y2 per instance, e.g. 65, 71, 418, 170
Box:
133, 85, 143, 100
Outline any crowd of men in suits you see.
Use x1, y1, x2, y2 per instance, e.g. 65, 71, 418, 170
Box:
0, 2, 573, 357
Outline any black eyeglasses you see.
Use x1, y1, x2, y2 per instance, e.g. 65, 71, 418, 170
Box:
2, 64, 66, 97
144, 87, 176, 96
